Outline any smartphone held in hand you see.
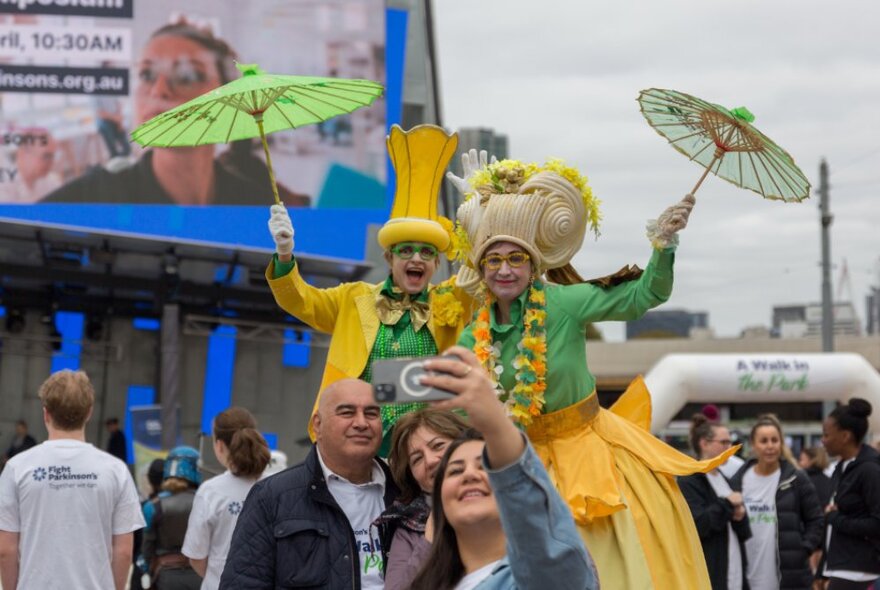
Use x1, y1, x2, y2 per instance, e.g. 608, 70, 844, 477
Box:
372, 355, 460, 403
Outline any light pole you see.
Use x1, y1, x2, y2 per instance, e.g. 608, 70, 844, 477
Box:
819, 159, 834, 353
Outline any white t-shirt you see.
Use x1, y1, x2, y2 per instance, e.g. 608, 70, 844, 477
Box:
824, 460, 838, 479
706, 470, 743, 590
742, 467, 781, 590
454, 560, 502, 590
718, 454, 745, 480
182, 470, 259, 590
317, 448, 386, 590
0, 439, 145, 590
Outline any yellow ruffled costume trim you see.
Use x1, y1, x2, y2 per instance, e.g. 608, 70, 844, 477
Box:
526, 377, 738, 590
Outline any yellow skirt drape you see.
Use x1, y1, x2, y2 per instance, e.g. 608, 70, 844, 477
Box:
526, 377, 737, 590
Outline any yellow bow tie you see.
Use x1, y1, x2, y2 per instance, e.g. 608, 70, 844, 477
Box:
375, 293, 431, 332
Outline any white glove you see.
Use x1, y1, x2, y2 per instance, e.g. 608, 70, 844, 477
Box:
268, 204, 294, 257
646, 194, 696, 249
446, 148, 497, 197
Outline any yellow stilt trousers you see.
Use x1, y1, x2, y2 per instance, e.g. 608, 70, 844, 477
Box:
526, 377, 737, 590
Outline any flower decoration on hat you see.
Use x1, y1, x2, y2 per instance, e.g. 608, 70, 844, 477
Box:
430, 276, 465, 327
437, 215, 463, 260
454, 157, 600, 290
465, 158, 601, 238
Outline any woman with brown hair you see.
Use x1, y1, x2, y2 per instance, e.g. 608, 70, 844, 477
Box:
182, 407, 270, 590
799, 446, 833, 508
730, 414, 824, 590
376, 408, 468, 590
409, 346, 597, 590
678, 413, 751, 589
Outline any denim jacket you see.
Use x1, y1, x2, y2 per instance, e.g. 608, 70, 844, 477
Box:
475, 438, 599, 590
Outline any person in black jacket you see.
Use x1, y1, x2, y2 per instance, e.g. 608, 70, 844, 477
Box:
730, 414, 824, 590
818, 398, 880, 590
3, 420, 37, 462
679, 414, 752, 590
105, 417, 128, 464
219, 379, 400, 589
799, 446, 833, 508
131, 458, 165, 590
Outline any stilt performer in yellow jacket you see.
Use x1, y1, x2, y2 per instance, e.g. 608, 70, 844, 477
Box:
266, 124, 473, 451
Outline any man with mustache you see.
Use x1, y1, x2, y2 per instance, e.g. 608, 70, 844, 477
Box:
266, 124, 473, 453
220, 379, 399, 589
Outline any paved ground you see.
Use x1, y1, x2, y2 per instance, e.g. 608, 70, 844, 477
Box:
0, 566, 136, 589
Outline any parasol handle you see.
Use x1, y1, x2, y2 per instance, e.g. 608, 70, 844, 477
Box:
255, 115, 281, 205
690, 146, 726, 196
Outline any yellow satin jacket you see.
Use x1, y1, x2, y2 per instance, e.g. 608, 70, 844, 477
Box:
265, 260, 473, 440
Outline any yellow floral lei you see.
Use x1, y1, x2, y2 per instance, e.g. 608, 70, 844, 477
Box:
473, 280, 548, 425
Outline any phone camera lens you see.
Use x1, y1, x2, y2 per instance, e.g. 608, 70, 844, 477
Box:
374, 383, 394, 402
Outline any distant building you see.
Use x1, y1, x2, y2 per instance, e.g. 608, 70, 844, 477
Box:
741, 325, 772, 339
772, 305, 806, 331
772, 304, 809, 339
388, 0, 442, 128
772, 302, 861, 338
454, 128, 509, 167
626, 309, 709, 340
868, 287, 880, 335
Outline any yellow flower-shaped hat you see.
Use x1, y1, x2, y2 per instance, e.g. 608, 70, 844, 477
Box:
377, 124, 458, 252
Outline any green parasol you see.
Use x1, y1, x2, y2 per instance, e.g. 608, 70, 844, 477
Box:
131, 63, 384, 205
637, 88, 810, 202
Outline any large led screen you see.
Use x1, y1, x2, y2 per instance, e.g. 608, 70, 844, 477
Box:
0, 0, 399, 258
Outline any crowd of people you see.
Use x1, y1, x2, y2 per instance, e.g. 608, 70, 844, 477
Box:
0, 370, 877, 589
681, 402, 880, 590
0, 123, 878, 589
0, 372, 276, 590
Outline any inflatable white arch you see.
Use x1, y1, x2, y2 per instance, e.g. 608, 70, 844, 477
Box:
645, 353, 880, 434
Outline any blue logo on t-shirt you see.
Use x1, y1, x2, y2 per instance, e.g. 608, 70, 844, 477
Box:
227, 501, 242, 515
30, 465, 99, 484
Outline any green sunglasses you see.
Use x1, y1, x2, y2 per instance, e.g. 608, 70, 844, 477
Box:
390, 242, 439, 261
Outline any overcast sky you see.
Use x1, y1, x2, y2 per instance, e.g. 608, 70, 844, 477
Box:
434, 0, 880, 340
